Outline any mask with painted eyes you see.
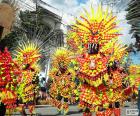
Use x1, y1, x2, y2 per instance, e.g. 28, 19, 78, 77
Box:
110, 61, 118, 71
88, 43, 99, 54
58, 62, 67, 73
58, 61, 64, 68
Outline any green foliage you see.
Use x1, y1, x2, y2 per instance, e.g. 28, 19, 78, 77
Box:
19, 10, 50, 40
0, 29, 22, 51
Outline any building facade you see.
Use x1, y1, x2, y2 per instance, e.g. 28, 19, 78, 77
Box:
37, 6, 64, 74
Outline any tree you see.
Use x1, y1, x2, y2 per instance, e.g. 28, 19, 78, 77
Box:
126, 0, 140, 51
126, 43, 136, 53
0, 29, 23, 51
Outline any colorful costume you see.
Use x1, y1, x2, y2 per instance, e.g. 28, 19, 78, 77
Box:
49, 48, 77, 115
14, 41, 41, 114
0, 48, 21, 115
67, 5, 128, 116
128, 65, 140, 94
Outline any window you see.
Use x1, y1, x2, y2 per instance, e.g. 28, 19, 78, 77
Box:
0, 26, 4, 38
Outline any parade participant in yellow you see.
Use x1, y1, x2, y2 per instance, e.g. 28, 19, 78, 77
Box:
49, 48, 77, 115
67, 4, 128, 116
128, 65, 140, 106
14, 41, 41, 115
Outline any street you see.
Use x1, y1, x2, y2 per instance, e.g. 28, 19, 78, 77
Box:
12, 102, 138, 116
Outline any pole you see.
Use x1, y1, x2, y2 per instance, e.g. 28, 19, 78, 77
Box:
36, 0, 38, 33
45, 59, 50, 83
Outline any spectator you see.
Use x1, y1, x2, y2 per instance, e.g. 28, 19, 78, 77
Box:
39, 77, 47, 99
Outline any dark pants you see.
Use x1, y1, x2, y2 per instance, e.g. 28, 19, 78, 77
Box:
0, 102, 6, 116
115, 102, 120, 108
57, 94, 68, 102
41, 87, 46, 92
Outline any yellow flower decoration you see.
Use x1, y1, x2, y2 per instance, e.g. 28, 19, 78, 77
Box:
51, 47, 73, 69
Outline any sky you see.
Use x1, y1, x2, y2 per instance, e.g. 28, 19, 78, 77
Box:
77, 0, 87, 4
129, 52, 140, 65
18, 0, 135, 46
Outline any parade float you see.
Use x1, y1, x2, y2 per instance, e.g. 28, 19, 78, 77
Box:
0, 48, 21, 115
67, 4, 129, 116
14, 41, 41, 115
48, 48, 77, 115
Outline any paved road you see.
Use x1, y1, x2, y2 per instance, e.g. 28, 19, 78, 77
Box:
13, 102, 138, 116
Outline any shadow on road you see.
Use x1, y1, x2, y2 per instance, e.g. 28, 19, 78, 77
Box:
37, 110, 82, 116
37, 114, 57, 116
67, 110, 81, 115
